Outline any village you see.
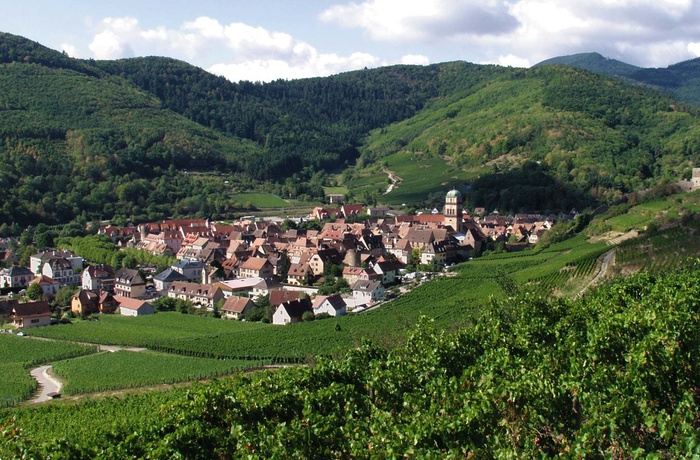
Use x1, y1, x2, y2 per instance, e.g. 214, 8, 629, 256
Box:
0, 189, 563, 329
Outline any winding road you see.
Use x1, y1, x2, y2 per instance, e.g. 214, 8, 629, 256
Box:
30, 365, 62, 403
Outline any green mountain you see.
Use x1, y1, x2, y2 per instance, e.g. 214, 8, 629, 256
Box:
2, 31, 700, 226
534, 52, 700, 105
353, 64, 700, 211
0, 32, 263, 226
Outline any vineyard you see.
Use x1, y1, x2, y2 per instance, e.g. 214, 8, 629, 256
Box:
52, 351, 266, 394
0, 335, 96, 407
614, 223, 700, 273
28, 311, 266, 346
3, 263, 700, 457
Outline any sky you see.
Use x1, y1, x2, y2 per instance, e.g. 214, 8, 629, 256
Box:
2, 0, 700, 83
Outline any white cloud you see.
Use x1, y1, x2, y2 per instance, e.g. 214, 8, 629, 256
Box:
321, 0, 700, 67
320, 0, 518, 41
689, 42, 700, 56
208, 51, 381, 82
60, 43, 77, 58
400, 54, 430, 65
494, 54, 530, 68
82, 15, 387, 81
89, 29, 133, 59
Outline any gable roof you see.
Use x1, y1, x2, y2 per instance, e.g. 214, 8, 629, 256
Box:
114, 295, 152, 311
269, 289, 302, 306
221, 296, 253, 314
115, 268, 145, 285
12, 301, 51, 317
312, 294, 347, 311
240, 257, 272, 271
352, 280, 383, 292
279, 298, 313, 318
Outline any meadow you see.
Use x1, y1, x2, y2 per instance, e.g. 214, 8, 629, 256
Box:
231, 193, 290, 208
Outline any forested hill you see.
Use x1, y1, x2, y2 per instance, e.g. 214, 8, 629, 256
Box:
534, 52, 700, 105
2, 31, 700, 227
93, 57, 509, 180
0, 33, 268, 227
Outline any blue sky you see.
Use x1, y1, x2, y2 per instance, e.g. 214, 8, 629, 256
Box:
3, 0, 700, 82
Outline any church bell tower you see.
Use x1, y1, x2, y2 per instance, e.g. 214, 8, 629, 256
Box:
444, 189, 462, 233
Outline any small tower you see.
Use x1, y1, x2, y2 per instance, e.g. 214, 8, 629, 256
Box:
444, 189, 463, 233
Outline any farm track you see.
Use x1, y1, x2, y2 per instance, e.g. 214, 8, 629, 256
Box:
577, 249, 615, 298
383, 168, 402, 195
29, 365, 62, 404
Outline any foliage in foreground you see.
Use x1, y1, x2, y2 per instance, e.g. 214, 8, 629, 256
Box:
3, 262, 700, 458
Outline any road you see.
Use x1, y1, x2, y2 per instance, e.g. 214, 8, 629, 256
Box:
577, 249, 615, 298
29, 365, 62, 403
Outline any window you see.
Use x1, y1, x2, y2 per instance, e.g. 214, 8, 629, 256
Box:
31, 319, 39, 324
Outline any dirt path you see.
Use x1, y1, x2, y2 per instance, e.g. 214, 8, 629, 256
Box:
383, 169, 401, 195
29, 365, 62, 403
577, 249, 616, 298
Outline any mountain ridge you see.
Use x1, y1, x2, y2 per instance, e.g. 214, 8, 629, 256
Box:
2, 31, 700, 226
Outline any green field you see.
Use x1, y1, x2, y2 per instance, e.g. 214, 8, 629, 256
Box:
231, 193, 290, 208
53, 350, 264, 394
0, 335, 96, 407
346, 151, 476, 205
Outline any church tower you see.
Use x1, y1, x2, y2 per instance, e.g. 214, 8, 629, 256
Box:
444, 189, 462, 233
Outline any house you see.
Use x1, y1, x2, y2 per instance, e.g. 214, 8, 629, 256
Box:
269, 289, 302, 308
10, 301, 52, 328
152, 268, 189, 293
82, 264, 116, 291
114, 268, 146, 298
339, 204, 363, 218
30, 249, 83, 275
171, 260, 207, 282
167, 281, 225, 309
421, 241, 448, 266
272, 298, 313, 325
220, 296, 254, 320
312, 294, 347, 317
29, 275, 60, 297
372, 259, 400, 285
0, 266, 35, 288
71, 289, 119, 316
352, 280, 385, 305
342, 267, 374, 285
115, 296, 155, 316
287, 262, 312, 286
41, 257, 81, 286
239, 257, 275, 280
308, 248, 342, 276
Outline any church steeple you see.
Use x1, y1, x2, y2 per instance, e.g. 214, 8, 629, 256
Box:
444, 188, 462, 233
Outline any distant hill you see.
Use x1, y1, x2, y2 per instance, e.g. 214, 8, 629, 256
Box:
534, 52, 700, 105
534, 52, 641, 78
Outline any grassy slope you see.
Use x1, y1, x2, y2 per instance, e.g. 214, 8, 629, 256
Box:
349, 67, 700, 209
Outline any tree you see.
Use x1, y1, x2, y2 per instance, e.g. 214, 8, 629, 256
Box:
302, 311, 315, 322
151, 296, 177, 312
54, 285, 78, 308
26, 283, 44, 301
